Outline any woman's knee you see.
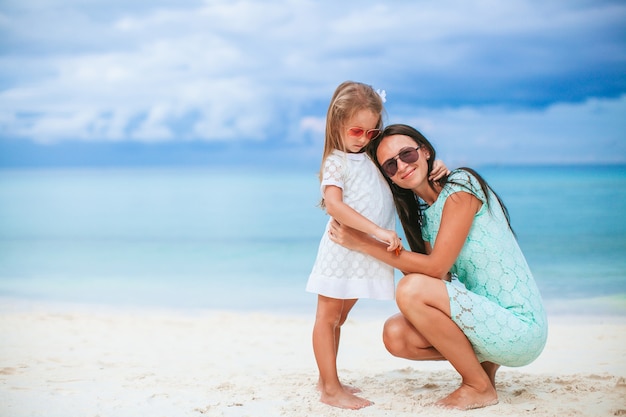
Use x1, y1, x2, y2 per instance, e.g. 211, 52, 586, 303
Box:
382, 315, 407, 356
396, 274, 430, 312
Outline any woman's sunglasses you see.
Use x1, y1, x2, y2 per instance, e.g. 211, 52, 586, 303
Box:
346, 127, 382, 141
381, 146, 421, 177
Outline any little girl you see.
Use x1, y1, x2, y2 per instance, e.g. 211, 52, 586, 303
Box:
305, 81, 400, 410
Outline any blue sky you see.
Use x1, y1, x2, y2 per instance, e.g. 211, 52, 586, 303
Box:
1, 0, 625, 168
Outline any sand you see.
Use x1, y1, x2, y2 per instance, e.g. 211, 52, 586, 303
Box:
1, 299, 625, 417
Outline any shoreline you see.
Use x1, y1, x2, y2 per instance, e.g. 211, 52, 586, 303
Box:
1, 297, 625, 416
1, 290, 625, 317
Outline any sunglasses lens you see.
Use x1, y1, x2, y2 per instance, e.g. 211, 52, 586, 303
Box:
382, 147, 420, 177
399, 148, 419, 164
367, 129, 381, 140
347, 127, 364, 137
347, 127, 381, 140
382, 161, 398, 177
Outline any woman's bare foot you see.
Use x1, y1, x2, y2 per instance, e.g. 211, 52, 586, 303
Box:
320, 388, 373, 410
481, 361, 501, 388
435, 382, 498, 410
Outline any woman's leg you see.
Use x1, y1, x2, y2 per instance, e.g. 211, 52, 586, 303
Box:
481, 362, 500, 388
312, 295, 371, 409
395, 274, 498, 410
383, 313, 445, 361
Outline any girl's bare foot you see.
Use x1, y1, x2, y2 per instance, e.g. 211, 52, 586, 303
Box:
317, 379, 362, 393
320, 388, 373, 410
435, 382, 498, 410
341, 384, 362, 394
481, 361, 500, 388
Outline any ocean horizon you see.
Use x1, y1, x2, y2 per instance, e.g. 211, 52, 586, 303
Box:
0, 164, 624, 317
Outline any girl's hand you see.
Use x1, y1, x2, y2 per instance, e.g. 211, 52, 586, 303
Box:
375, 228, 402, 252
429, 159, 450, 181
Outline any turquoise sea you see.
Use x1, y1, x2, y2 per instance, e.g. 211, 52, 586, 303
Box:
0, 165, 625, 317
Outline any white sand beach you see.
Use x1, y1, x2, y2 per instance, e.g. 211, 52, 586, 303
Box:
1, 299, 625, 417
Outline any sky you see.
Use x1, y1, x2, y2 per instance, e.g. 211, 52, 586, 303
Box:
0, 0, 625, 168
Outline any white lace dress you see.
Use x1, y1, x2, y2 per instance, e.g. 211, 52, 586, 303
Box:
306, 150, 396, 300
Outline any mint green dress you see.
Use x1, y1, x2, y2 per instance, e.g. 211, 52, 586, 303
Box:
422, 170, 548, 367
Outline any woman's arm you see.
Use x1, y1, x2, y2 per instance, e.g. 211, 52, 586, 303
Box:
324, 185, 401, 250
329, 191, 481, 278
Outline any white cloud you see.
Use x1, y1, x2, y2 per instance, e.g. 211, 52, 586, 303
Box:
395, 95, 626, 166
0, 0, 624, 166
295, 116, 325, 145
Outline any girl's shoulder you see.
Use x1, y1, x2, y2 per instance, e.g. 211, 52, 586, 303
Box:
323, 150, 345, 170
328, 149, 367, 159
324, 150, 366, 167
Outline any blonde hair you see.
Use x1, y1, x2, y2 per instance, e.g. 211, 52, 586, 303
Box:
318, 81, 385, 208
319, 81, 384, 181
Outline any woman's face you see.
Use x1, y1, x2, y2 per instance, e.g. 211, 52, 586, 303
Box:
376, 134, 431, 189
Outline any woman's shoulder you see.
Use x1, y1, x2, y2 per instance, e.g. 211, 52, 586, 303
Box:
443, 169, 485, 199
445, 169, 476, 189
448, 168, 477, 182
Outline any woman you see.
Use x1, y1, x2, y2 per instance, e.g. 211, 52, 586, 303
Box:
328, 124, 547, 410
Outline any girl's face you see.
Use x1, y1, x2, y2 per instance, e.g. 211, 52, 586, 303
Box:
341, 109, 380, 153
376, 134, 431, 189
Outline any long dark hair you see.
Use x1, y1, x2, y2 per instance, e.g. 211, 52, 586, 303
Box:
367, 124, 513, 254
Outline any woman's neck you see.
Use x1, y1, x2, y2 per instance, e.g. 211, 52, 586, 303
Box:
414, 181, 442, 206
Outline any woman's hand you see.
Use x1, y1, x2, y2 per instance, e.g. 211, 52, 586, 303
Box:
328, 219, 368, 251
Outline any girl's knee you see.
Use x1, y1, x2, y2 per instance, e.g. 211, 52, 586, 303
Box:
337, 299, 358, 327
315, 297, 354, 327
315, 309, 342, 327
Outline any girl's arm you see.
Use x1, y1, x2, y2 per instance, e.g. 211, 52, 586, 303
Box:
324, 185, 401, 251
429, 159, 451, 181
329, 191, 481, 278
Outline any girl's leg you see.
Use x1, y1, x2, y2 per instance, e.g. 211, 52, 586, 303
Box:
312, 295, 371, 409
395, 275, 498, 410
332, 297, 362, 393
